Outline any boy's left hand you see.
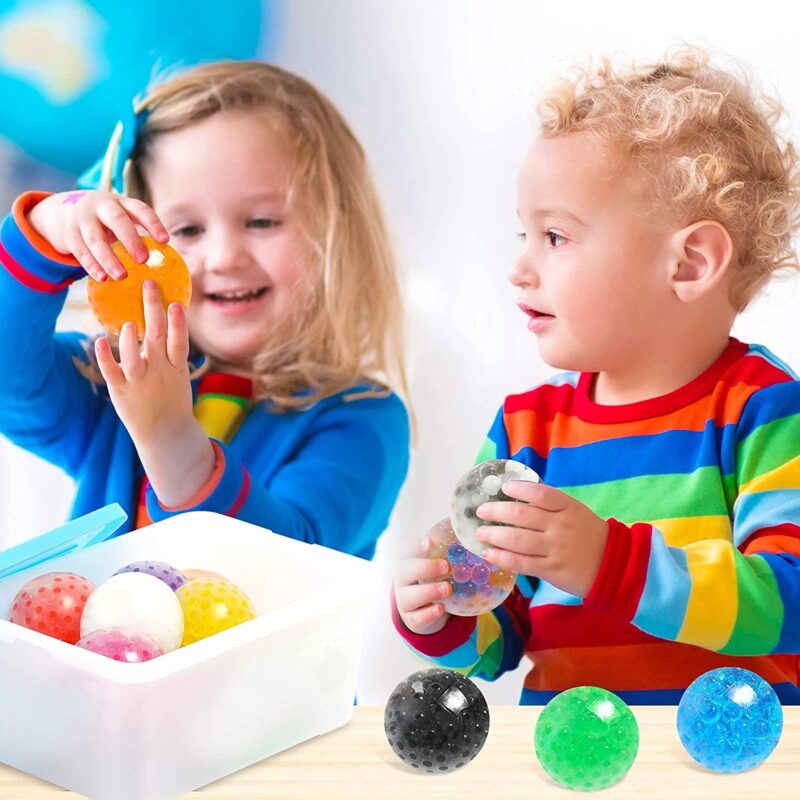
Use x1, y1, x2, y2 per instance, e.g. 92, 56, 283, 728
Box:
475, 481, 609, 598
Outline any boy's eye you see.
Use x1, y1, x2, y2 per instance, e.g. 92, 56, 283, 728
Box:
173, 225, 203, 238
248, 218, 280, 229
546, 230, 567, 247
516, 231, 527, 241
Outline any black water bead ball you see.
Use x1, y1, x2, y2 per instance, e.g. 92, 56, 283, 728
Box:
384, 667, 490, 773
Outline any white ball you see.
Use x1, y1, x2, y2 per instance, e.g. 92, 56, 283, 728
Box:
80, 572, 184, 653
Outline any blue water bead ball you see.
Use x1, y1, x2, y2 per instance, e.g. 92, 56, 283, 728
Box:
677, 667, 783, 773
384, 668, 490, 773
113, 560, 187, 592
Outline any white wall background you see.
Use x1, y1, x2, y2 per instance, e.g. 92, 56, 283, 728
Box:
3, 0, 800, 704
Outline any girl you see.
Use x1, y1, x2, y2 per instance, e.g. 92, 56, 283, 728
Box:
0, 61, 410, 560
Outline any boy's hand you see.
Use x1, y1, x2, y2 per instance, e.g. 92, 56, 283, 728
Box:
27, 190, 169, 282
393, 536, 453, 635
475, 482, 609, 598
94, 280, 214, 508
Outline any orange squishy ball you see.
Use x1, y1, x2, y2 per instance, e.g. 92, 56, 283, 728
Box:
87, 237, 192, 340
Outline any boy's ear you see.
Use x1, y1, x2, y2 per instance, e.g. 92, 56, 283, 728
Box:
670, 220, 733, 302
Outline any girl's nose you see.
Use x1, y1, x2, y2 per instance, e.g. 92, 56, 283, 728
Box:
204, 230, 252, 273
508, 251, 540, 289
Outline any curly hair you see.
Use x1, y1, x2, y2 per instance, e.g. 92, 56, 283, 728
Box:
537, 47, 800, 310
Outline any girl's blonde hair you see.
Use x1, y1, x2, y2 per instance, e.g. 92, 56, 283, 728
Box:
537, 46, 800, 310
83, 60, 409, 413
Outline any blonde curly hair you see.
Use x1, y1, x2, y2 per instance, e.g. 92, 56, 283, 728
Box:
537, 46, 800, 310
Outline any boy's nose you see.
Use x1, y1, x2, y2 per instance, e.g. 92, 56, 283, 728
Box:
508, 253, 540, 289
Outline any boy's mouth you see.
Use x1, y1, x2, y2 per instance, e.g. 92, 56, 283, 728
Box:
517, 301, 555, 320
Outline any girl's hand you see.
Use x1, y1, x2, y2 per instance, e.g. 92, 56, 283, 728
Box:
474, 482, 609, 598
27, 190, 169, 282
393, 535, 453, 635
95, 279, 191, 444
94, 280, 214, 508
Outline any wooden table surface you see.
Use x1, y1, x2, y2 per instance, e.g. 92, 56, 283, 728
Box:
1, 706, 797, 799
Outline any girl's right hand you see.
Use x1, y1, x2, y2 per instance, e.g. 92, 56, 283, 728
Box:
393, 536, 453, 635
27, 190, 170, 282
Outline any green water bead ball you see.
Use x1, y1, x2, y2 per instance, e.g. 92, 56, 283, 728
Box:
534, 686, 639, 791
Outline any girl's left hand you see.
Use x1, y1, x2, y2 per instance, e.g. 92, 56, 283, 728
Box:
475, 481, 609, 598
94, 279, 193, 448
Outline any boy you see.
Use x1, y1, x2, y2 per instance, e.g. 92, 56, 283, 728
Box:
393, 48, 800, 703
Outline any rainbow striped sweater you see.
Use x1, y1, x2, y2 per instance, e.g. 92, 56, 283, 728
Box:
392, 339, 800, 703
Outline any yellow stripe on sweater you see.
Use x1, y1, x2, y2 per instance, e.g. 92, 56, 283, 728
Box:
678, 538, 738, 650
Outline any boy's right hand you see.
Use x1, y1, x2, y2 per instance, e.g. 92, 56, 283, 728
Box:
27, 191, 170, 282
393, 536, 453, 635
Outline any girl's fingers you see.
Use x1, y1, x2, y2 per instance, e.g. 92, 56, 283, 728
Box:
476, 500, 550, 530
142, 280, 167, 360
118, 197, 170, 243
475, 524, 547, 556
166, 303, 190, 368
94, 336, 123, 385
395, 555, 450, 586
118, 322, 145, 381
95, 200, 148, 265
65, 229, 107, 282
78, 218, 127, 280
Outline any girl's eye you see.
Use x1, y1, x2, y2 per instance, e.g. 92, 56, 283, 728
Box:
248, 218, 280, 229
173, 225, 203, 238
546, 230, 567, 247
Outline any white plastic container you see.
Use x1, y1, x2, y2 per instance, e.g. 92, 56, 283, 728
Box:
0, 510, 377, 799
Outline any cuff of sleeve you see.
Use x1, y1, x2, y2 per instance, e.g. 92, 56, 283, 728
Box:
145, 440, 252, 521
389, 583, 477, 657
0, 192, 85, 293
582, 517, 652, 620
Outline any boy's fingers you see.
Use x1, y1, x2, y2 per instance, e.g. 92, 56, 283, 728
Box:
476, 500, 549, 530
501, 480, 569, 511
395, 581, 451, 614
401, 603, 447, 631
482, 545, 545, 576
475, 524, 547, 556
395, 556, 449, 586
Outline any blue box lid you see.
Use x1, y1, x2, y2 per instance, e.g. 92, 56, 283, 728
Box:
0, 503, 127, 580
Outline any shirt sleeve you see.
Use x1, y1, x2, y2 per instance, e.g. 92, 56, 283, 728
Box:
146, 391, 411, 558
391, 403, 533, 679
0, 192, 106, 477
583, 379, 800, 656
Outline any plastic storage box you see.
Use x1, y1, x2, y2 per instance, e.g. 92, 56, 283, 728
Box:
0, 506, 377, 799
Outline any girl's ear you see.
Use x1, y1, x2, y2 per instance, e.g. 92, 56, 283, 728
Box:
669, 220, 733, 303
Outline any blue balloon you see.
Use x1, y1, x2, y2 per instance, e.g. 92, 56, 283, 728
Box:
0, 0, 274, 174
677, 667, 783, 773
